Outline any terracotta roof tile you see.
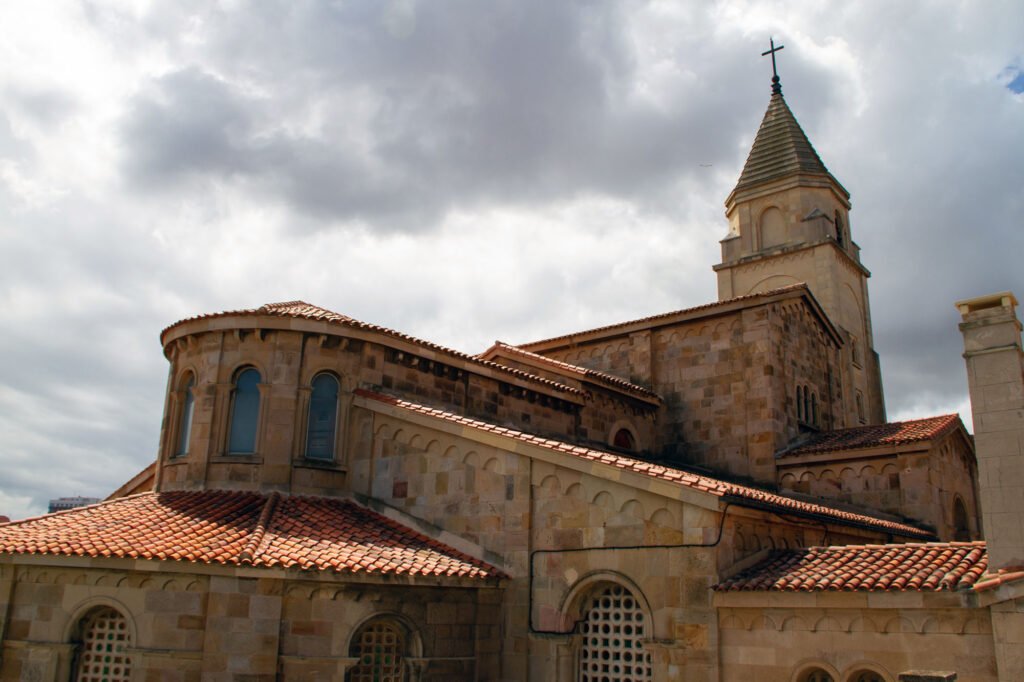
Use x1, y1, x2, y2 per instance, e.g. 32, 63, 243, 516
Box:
357, 389, 933, 539
0, 490, 500, 579
780, 415, 962, 457
161, 301, 582, 398
715, 542, 988, 592
972, 567, 1024, 592
479, 341, 660, 401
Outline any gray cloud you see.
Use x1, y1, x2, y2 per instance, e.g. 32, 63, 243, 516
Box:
0, 1, 1021, 519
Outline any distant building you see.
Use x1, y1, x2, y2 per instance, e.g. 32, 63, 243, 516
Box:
47, 497, 100, 514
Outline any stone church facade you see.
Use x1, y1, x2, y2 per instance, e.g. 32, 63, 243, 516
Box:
1, 77, 1023, 682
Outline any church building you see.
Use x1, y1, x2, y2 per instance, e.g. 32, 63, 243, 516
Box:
1, 66, 1022, 682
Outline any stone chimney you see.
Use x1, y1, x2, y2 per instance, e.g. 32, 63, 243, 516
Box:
957, 291, 1024, 572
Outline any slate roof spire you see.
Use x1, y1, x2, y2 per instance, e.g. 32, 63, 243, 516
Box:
730, 45, 846, 198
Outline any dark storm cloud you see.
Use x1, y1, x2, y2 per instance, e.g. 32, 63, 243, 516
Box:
116, 0, 807, 229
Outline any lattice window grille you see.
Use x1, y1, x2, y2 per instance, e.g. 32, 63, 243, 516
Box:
579, 584, 652, 682
75, 608, 131, 682
349, 621, 406, 682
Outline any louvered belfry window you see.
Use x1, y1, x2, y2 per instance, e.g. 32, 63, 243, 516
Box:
75, 607, 131, 682
349, 620, 406, 682
579, 584, 652, 682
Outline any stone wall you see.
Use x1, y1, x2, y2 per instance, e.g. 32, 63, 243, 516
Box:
541, 295, 841, 485
347, 396, 908, 681
715, 593, 997, 682
778, 433, 981, 541
158, 319, 650, 495
0, 561, 497, 681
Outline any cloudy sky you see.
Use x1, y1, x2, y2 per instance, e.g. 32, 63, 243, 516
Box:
0, 1, 1021, 520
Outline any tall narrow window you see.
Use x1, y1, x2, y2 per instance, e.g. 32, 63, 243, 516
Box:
74, 607, 132, 682
228, 368, 261, 454
811, 393, 818, 427
954, 496, 970, 541
305, 373, 339, 460
579, 584, 651, 682
175, 375, 195, 457
349, 620, 406, 682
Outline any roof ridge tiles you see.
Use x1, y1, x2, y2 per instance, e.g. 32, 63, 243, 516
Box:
161, 302, 585, 399
779, 414, 964, 457
516, 284, 811, 349
480, 341, 660, 400
354, 388, 932, 540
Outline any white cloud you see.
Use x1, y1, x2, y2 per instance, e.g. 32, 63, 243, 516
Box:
0, 1, 1020, 519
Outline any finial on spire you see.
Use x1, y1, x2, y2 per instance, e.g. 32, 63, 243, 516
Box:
761, 37, 784, 95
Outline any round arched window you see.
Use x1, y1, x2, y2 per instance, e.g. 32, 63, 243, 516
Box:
579, 583, 651, 682
613, 429, 635, 451
306, 373, 339, 460
848, 670, 885, 682
349, 619, 406, 682
798, 667, 834, 682
74, 606, 132, 682
227, 368, 261, 454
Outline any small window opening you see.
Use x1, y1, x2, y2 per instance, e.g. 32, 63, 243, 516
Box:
954, 496, 970, 541
613, 428, 635, 451
799, 668, 835, 682
175, 375, 195, 458
228, 368, 261, 454
349, 620, 406, 682
73, 607, 132, 682
811, 393, 818, 427
305, 373, 339, 460
849, 671, 885, 682
855, 391, 866, 424
578, 584, 651, 682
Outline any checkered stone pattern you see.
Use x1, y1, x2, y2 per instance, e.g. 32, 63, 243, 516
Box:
579, 584, 651, 682
75, 608, 131, 682
349, 621, 405, 682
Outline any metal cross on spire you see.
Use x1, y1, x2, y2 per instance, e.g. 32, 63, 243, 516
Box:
761, 37, 784, 95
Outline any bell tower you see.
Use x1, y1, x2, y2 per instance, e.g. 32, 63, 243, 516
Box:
713, 41, 885, 426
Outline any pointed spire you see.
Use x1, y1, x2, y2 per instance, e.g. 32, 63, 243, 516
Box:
731, 90, 845, 197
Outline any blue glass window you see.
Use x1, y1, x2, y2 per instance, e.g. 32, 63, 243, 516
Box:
175, 375, 195, 457
305, 374, 339, 460
228, 368, 261, 454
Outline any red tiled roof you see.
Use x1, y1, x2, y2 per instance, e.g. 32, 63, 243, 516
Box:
780, 415, 962, 457
0, 490, 500, 579
161, 301, 583, 398
715, 542, 988, 592
479, 341, 660, 402
517, 284, 823, 350
357, 389, 933, 539
973, 567, 1024, 592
